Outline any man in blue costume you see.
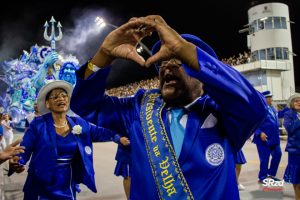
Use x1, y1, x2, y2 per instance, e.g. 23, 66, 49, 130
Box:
253, 90, 282, 182
71, 15, 267, 199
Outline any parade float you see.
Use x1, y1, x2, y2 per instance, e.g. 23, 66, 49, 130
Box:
0, 17, 79, 131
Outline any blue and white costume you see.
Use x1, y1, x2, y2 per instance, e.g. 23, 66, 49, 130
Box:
17, 113, 117, 200
283, 109, 300, 184
71, 36, 267, 200
113, 134, 131, 178
253, 102, 282, 181
234, 150, 247, 165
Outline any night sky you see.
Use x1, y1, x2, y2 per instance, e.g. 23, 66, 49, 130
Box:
0, 0, 299, 89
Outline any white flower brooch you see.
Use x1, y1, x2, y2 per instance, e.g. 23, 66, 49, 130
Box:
72, 125, 82, 135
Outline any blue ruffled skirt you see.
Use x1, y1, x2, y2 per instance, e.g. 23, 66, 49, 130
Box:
114, 161, 130, 178
284, 153, 300, 184
234, 150, 247, 164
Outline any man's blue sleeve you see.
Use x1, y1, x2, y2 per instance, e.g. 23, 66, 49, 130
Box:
71, 63, 135, 133
184, 47, 268, 150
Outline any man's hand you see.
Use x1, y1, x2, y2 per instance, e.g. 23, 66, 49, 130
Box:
260, 132, 268, 142
120, 137, 130, 146
90, 14, 199, 75
92, 18, 153, 68
142, 15, 198, 70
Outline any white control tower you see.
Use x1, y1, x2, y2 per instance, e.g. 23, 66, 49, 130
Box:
235, 2, 295, 102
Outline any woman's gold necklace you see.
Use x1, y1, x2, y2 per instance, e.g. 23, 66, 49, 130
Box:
53, 121, 68, 128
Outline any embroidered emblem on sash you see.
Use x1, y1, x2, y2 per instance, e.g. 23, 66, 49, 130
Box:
85, 146, 92, 155
205, 143, 224, 166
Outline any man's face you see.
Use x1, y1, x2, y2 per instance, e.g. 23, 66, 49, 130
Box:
158, 59, 195, 106
266, 96, 273, 105
33, 102, 38, 113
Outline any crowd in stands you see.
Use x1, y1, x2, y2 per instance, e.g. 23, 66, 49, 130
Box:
106, 77, 159, 97
105, 51, 252, 98
221, 51, 251, 66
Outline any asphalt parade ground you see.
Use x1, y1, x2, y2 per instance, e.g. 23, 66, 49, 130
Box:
0, 133, 295, 200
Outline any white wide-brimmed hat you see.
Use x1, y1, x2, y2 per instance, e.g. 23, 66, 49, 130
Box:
37, 80, 73, 115
287, 93, 300, 108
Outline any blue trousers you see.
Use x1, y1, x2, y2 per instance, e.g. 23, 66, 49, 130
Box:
256, 144, 282, 180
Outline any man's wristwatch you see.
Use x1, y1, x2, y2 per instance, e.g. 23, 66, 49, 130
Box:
87, 61, 101, 72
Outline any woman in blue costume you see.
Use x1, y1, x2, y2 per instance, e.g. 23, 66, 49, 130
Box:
9, 80, 119, 200
234, 149, 247, 190
113, 135, 131, 199
283, 93, 300, 200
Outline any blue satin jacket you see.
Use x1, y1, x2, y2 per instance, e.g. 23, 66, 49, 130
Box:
71, 47, 267, 200
19, 113, 117, 194
253, 105, 280, 146
283, 109, 300, 154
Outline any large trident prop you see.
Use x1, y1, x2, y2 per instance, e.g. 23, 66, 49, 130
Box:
43, 16, 63, 50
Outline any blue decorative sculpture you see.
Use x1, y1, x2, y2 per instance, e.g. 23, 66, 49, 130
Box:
0, 16, 79, 131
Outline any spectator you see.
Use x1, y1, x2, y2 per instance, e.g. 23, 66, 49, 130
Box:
24, 101, 40, 132
1, 113, 14, 148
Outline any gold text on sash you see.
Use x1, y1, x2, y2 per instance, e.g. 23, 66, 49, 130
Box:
145, 93, 177, 197
160, 156, 177, 197
145, 94, 158, 143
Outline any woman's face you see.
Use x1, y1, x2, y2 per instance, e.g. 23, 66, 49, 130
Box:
292, 97, 300, 111
46, 88, 69, 114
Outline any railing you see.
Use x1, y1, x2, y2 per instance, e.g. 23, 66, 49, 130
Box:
234, 60, 291, 72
